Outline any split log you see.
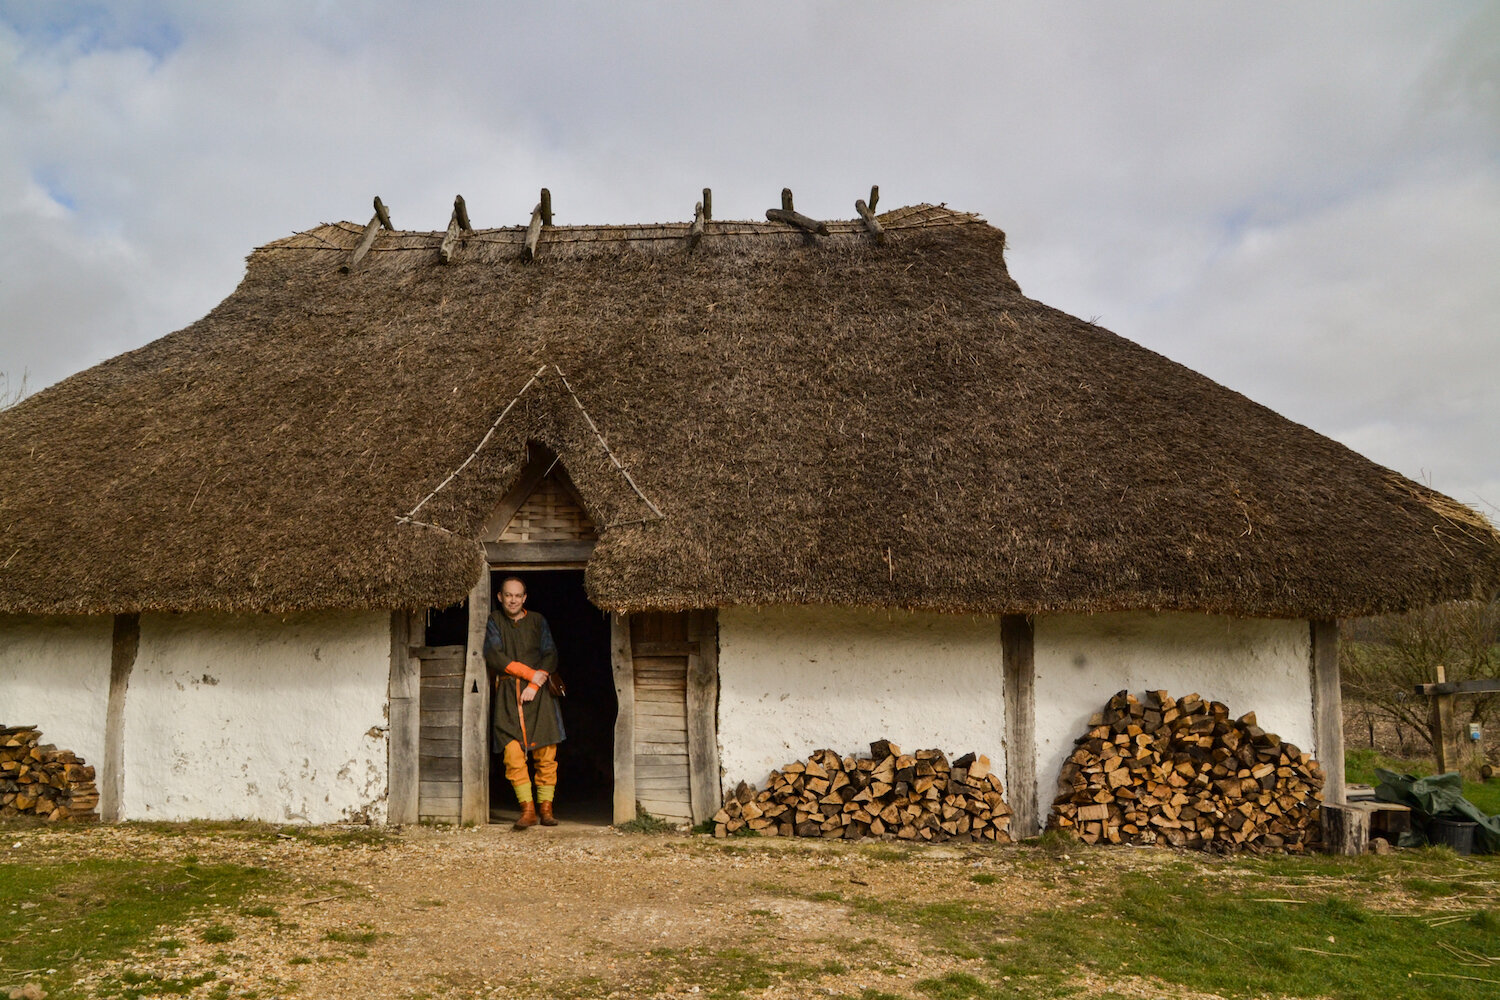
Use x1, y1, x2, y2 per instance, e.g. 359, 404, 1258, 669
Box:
1046, 690, 1324, 853
0, 726, 99, 821
716, 741, 1008, 843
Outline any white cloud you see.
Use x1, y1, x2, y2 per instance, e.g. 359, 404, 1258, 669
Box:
0, 1, 1495, 510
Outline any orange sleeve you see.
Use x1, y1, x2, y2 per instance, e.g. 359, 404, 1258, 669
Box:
503, 660, 543, 684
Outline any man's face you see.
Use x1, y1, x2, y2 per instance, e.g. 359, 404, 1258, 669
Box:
500, 580, 527, 619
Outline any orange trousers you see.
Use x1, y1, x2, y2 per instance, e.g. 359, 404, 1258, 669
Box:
501, 740, 557, 803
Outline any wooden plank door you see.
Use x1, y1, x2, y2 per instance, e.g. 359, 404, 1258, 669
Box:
631, 612, 693, 822
417, 645, 465, 822
614, 610, 719, 825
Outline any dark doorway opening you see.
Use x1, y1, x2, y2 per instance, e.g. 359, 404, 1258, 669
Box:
424, 603, 469, 647
486, 569, 615, 825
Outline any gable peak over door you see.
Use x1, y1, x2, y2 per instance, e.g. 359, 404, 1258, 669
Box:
482, 445, 597, 568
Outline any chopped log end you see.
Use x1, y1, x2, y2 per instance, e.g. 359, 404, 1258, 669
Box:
0, 725, 99, 822
1045, 691, 1323, 854
715, 740, 1008, 844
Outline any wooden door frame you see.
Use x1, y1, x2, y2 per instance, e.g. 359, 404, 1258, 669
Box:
610, 613, 635, 824
685, 610, 721, 825
459, 568, 491, 825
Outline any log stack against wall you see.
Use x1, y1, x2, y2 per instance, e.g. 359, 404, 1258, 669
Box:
1048, 691, 1324, 851
714, 740, 1012, 843
0, 725, 100, 822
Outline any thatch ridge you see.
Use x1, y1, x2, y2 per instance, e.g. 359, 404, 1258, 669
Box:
1, 204, 1496, 618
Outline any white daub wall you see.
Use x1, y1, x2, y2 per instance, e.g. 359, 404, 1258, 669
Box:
716, 606, 1008, 790
4, 603, 1316, 829
122, 610, 391, 824
717, 606, 1314, 834
0, 615, 113, 767
1033, 612, 1312, 827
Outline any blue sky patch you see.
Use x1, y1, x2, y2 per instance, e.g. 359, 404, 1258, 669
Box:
33, 167, 77, 212
0, 1, 182, 62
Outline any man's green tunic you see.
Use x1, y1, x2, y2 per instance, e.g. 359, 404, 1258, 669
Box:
484, 609, 565, 751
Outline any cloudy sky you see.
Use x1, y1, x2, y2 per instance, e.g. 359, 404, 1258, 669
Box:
2, 2, 1496, 517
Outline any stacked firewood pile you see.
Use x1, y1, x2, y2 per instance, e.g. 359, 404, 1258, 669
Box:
1048, 691, 1323, 852
0, 725, 101, 822
713, 740, 1012, 842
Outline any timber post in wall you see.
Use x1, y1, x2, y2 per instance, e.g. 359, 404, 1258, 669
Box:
1311, 620, 1344, 806
460, 569, 492, 825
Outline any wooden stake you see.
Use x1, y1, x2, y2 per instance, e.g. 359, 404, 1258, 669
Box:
855, 192, 885, 245
766, 207, 829, 235
868, 184, 879, 212
341, 195, 393, 274
768, 186, 828, 234
540, 187, 553, 226
522, 201, 544, 262
440, 194, 473, 265
702, 187, 712, 220
688, 200, 706, 251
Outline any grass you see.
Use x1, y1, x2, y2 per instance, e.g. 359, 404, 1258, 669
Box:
104, 819, 391, 848
1346, 748, 1500, 816
649, 946, 847, 999
840, 848, 1500, 999
0, 858, 273, 998
615, 805, 677, 834
109, 969, 218, 998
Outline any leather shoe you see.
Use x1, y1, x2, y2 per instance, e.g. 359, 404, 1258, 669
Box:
513, 802, 538, 829
538, 801, 558, 826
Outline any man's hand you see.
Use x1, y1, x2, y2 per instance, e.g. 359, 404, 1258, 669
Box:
520, 682, 540, 703
531, 670, 549, 688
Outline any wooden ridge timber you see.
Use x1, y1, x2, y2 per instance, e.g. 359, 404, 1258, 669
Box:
0, 724, 101, 822
1047, 690, 1324, 852
765, 187, 829, 236
713, 740, 1011, 843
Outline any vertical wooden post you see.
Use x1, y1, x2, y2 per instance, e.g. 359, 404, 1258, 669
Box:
1311, 620, 1345, 805
1431, 664, 1456, 774
387, 610, 423, 825
1002, 614, 1037, 838
611, 613, 636, 824
685, 610, 721, 824
101, 613, 139, 823
460, 569, 492, 825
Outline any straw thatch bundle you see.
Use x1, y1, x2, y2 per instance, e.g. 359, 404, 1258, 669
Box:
0, 203, 1495, 617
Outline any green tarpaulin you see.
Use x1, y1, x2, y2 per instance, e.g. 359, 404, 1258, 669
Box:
1374, 768, 1500, 853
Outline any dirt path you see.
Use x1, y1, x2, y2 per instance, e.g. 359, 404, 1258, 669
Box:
8, 820, 1429, 1000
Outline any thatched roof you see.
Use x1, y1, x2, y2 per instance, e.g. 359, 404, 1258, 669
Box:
1, 204, 1496, 619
